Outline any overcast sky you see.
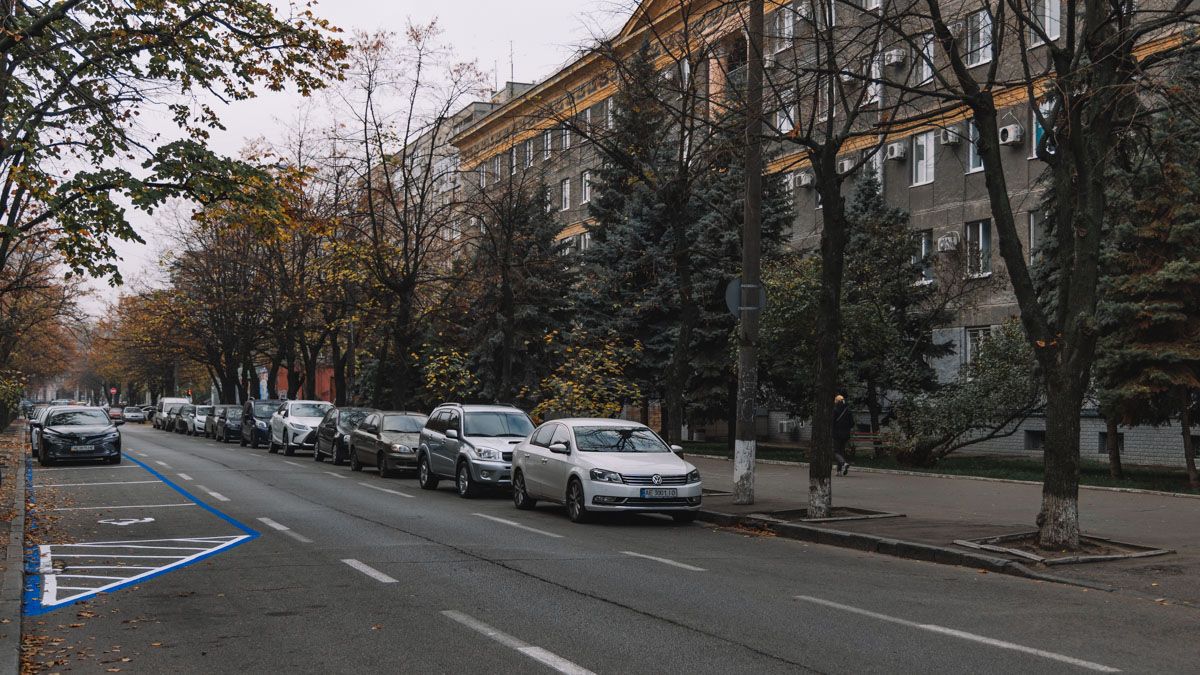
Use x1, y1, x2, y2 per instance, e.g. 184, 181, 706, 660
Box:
88, 0, 627, 310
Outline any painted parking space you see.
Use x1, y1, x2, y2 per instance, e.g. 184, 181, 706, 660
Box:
24, 455, 259, 615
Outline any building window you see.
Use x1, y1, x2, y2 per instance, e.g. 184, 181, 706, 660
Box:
913, 229, 934, 284
864, 0, 882, 10
967, 120, 984, 173
583, 107, 592, 130
581, 170, 593, 203
492, 156, 501, 184
869, 146, 884, 189
783, 171, 795, 203
1030, 0, 1061, 44
773, 6, 794, 52
965, 10, 993, 67
562, 127, 571, 150
1032, 99, 1056, 157
606, 99, 614, 128
544, 186, 553, 213
917, 33, 934, 84
965, 325, 994, 364
911, 131, 935, 186
560, 178, 571, 211
478, 164, 486, 188
776, 92, 796, 133
1029, 210, 1046, 264
543, 130, 552, 160
865, 54, 882, 105
1098, 431, 1125, 455
825, 0, 836, 27
579, 231, 593, 251
509, 146, 517, 175
817, 75, 833, 121
524, 139, 534, 168
1024, 430, 1046, 451
965, 219, 992, 276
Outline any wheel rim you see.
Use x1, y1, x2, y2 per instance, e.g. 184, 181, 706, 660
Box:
419, 460, 428, 484
378, 454, 385, 475
569, 483, 581, 519
514, 475, 524, 505
458, 466, 468, 495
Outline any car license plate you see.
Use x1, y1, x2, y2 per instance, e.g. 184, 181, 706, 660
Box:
70, 445, 94, 453
640, 488, 677, 498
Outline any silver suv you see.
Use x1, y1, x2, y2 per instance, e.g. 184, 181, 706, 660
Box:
417, 403, 535, 498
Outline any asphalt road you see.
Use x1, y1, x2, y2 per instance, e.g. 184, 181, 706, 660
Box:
20, 424, 1197, 673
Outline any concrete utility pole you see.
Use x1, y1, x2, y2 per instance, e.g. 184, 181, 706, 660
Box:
733, 0, 764, 505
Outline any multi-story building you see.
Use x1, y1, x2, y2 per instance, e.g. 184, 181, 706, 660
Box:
447, 0, 1194, 467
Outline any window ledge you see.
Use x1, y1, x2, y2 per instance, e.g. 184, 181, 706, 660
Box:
967, 271, 993, 279
965, 166, 984, 175
911, 179, 935, 188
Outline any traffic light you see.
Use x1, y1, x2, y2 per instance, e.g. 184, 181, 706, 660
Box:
186, 389, 193, 397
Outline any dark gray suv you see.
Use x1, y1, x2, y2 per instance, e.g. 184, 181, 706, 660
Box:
417, 404, 534, 498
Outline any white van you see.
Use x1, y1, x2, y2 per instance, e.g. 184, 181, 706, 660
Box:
153, 396, 191, 429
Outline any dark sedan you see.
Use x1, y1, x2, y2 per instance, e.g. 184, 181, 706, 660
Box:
313, 406, 376, 465
349, 411, 428, 477
36, 407, 123, 466
211, 406, 243, 442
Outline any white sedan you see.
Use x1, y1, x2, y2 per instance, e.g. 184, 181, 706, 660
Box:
269, 400, 333, 456
511, 419, 701, 523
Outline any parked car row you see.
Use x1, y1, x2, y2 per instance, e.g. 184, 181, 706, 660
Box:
157, 398, 704, 524
27, 404, 124, 466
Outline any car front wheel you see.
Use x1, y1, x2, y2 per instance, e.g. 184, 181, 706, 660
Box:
566, 479, 591, 523
313, 443, 325, 462
349, 446, 362, 471
331, 440, 346, 466
512, 471, 537, 510
283, 438, 294, 456
456, 462, 478, 499
378, 453, 395, 478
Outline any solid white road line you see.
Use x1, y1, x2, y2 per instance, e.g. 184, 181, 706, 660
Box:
195, 486, 230, 502
323, 472, 346, 479
794, 596, 1120, 673
283, 460, 300, 467
36, 465, 138, 471
50, 503, 195, 511
154, 460, 172, 469
472, 513, 564, 539
357, 482, 416, 498
256, 517, 313, 543
36, 480, 160, 488
341, 559, 398, 583
441, 610, 595, 675
177, 473, 193, 481
621, 551, 706, 572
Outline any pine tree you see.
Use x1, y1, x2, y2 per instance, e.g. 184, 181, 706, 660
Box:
1095, 55, 1200, 486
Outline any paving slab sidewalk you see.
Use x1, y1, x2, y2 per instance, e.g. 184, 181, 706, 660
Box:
689, 454, 1200, 607
0, 422, 25, 674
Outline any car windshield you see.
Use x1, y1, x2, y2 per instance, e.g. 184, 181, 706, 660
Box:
252, 403, 277, 417
291, 403, 331, 418
223, 408, 243, 419
341, 410, 370, 428
123, 407, 141, 413
573, 426, 671, 453
382, 415, 426, 433
463, 411, 534, 437
167, 406, 181, 414
197, 406, 213, 415
47, 410, 111, 427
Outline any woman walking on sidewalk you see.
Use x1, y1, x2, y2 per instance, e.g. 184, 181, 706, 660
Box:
832, 394, 854, 476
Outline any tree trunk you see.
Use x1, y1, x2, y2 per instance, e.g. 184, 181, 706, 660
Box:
331, 333, 348, 406
1038, 377, 1083, 550
267, 357, 281, 399
727, 377, 738, 455
865, 378, 882, 456
1181, 390, 1199, 488
1105, 416, 1123, 480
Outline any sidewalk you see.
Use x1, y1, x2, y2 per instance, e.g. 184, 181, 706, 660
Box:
690, 454, 1200, 607
0, 422, 24, 674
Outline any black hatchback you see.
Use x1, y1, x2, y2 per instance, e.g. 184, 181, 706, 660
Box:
313, 407, 376, 465
240, 399, 282, 449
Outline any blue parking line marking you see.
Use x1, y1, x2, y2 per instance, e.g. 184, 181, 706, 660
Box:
23, 456, 260, 615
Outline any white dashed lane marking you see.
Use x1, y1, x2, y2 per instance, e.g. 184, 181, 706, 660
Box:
621, 551, 706, 572
357, 482, 415, 498
341, 559, 397, 583
195, 486, 230, 502
256, 517, 312, 543
472, 513, 563, 539
441, 610, 595, 675
177, 473, 193, 481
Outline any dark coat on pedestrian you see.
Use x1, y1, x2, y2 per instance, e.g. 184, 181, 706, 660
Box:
832, 400, 854, 441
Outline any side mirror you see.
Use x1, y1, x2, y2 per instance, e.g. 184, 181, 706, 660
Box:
670, 444, 683, 453
549, 442, 570, 454
281, 410, 288, 417
446, 428, 459, 439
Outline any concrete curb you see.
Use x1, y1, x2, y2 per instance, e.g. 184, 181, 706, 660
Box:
684, 452, 1200, 500
0, 434, 25, 674
697, 508, 1116, 593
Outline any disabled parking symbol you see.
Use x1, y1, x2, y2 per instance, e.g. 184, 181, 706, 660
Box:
98, 518, 155, 526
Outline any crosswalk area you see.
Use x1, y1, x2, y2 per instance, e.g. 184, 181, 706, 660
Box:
25, 456, 258, 614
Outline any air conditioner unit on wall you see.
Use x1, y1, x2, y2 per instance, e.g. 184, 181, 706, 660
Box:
797, 171, 815, 187
837, 158, 856, 174
998, 124, 1024, 146
883, 49, 907, 67
940, 126, 962, 146
885, 142, 907, 161
937, 232, 960, 252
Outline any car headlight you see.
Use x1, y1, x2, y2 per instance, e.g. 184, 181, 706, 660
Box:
256, 420, 268, 429
390, 443, 413, 454
590, 468, 624, 483
104, 431, 120, 441
474, 446, 501, 461
687, 469, 701, 484
289, 423, 309, 432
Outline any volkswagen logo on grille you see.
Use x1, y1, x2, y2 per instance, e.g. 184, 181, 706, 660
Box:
651, 474, 663, 485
